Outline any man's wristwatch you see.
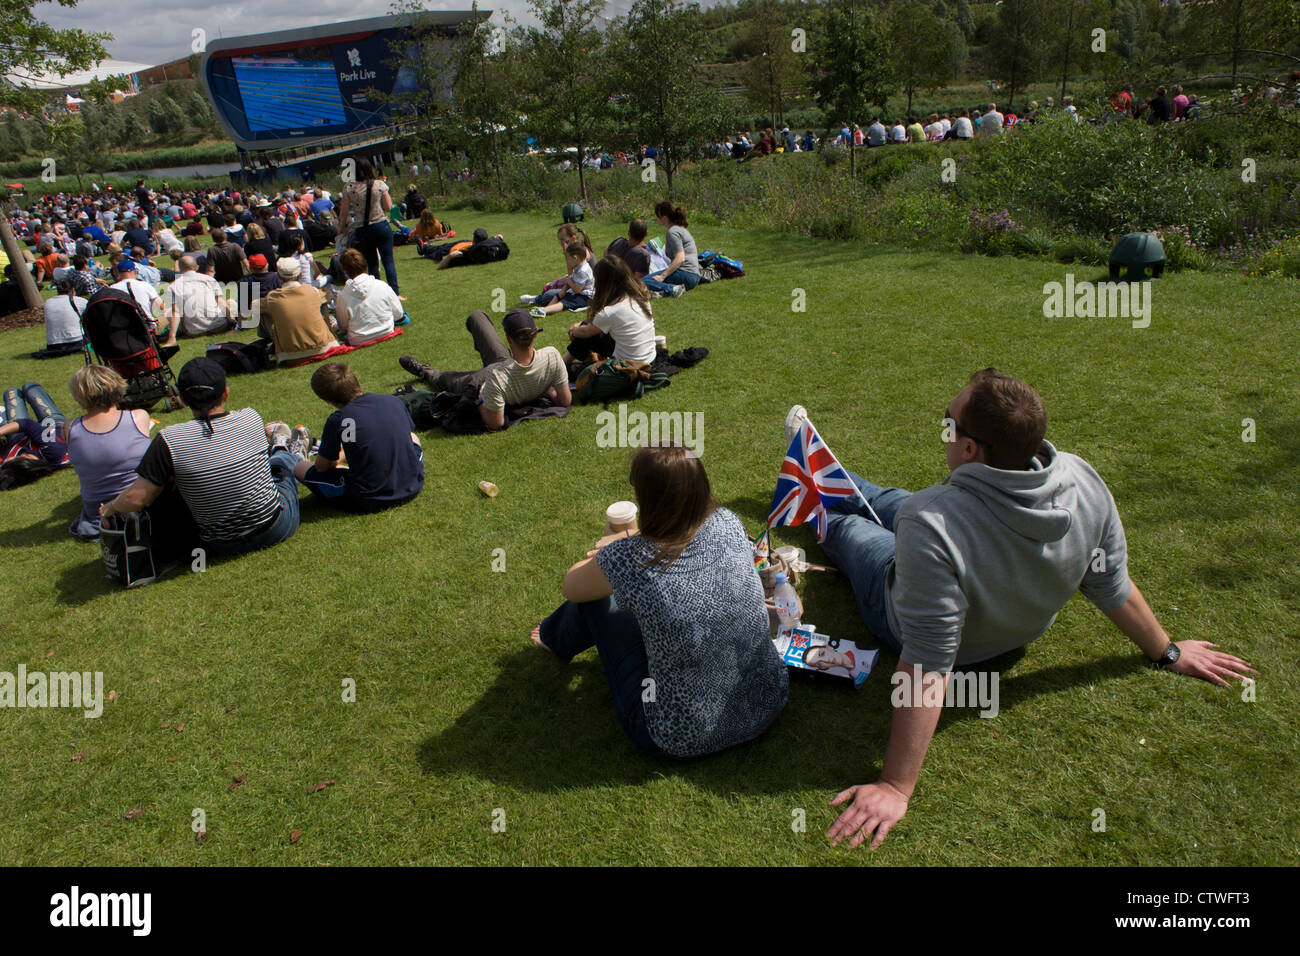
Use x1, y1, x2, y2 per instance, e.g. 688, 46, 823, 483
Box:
1151, 641, 1180, 669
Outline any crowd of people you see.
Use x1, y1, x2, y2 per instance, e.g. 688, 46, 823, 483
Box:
0, 158, 1260, 852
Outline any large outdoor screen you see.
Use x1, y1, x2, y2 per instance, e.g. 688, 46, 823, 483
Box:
231, 49, 348, 133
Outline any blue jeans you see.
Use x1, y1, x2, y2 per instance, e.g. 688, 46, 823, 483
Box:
642, 269, 700, 296
359, 219, 398, 294
534, 289, 589, 311
819, 472, 913, 654
201, 450, 302, 558
2, 383, 63, 426
539, 596, 663, 755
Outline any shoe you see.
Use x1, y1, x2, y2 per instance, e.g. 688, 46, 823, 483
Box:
266, 420, 291, 449
529, 307, 547, 320
288, 425, 312, 461
396, 311, 411, 326
399, 354, 440, 386
519, 294, 536, 305
784, 405, 808, 446
667, 283, 685, 297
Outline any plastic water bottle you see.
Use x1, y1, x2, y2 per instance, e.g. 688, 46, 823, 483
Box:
773, 571, 800, 630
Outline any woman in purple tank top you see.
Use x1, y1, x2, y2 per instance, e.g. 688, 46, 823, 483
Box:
65, 366, 152, 540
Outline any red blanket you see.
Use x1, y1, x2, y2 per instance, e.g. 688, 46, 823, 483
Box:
281, 328, 405, 368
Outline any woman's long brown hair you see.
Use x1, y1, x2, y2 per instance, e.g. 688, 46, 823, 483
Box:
587, 255, 652, 321
630, 445, 716, 568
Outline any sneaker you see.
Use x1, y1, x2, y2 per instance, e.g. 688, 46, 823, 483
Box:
399, 354, 440, 386
784, 405, 808, 446
529, 307, 547, 320
667, 283, 685, 298
519, 294, 536, 305
266, 420, 291, 449
396, 311, 411, 326
288, 425, 312, 461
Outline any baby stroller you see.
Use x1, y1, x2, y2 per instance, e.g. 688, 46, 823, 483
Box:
77, 287, 182, 411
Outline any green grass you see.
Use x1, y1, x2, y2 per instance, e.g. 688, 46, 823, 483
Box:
0, 212, 1296, 865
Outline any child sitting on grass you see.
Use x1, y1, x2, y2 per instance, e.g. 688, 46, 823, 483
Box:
292, 362, 424, 513
522, 241, 594, 317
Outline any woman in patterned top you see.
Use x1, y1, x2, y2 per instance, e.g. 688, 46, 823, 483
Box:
531, 445, 788, 758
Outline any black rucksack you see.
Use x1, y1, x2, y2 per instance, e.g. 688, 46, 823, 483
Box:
206, 339, 273, 375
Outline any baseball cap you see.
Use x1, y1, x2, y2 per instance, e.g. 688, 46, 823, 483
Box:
248, 253, 268, 271
176, 357, 227, 407
503, 308, 540, 339
276, 257, 301, 280
116, 259, 137, 272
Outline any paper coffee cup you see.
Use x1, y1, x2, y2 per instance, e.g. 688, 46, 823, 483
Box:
605, 500, 638, 533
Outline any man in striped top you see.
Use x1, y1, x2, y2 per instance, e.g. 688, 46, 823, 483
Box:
100, 358, 309, 559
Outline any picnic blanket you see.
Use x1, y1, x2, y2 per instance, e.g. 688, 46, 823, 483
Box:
280, 328, 405, 368
394, 386, 568, 434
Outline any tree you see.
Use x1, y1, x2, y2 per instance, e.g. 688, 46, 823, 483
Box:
450, 3, 515, 193
47, 114, 85, 190
186, 90, 220, 134
122, 112, 146, 146
952, 0, 977, 42
3, 110, 29, 156
1177, 0, 1300, 91
987, 0, 1052, 110
888, 1, 957, 113
807, 0, 893, 178
1050, 0, 1111, 102
514, 0, 610, 201
612, 0, 736, 192
0, 1, 111, 111
739, 0, 803, 131
385, 0, 464, 188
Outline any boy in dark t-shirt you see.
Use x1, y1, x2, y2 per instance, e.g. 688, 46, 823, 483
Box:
295, 362, 424, 512
604, 219, 652, 278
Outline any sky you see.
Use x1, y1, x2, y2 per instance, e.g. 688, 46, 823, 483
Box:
32, 0, 687, 69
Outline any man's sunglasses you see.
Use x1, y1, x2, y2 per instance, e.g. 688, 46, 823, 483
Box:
945, 407, 992, 448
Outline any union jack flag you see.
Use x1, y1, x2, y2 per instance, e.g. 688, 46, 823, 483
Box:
767, 417, 878, 541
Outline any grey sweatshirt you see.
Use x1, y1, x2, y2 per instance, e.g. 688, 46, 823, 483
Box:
885, 440, 1132, 672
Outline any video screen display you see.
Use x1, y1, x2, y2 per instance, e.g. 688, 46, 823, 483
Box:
231, 47, 347, 133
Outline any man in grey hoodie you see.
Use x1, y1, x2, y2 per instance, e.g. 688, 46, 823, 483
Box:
799, 368, 1256, 850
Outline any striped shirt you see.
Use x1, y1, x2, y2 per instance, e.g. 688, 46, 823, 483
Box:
136, 408, 280, 542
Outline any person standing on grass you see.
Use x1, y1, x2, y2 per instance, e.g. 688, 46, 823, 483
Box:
336, 157, 400, 297
641, 202, 700, 298
531, 444, 789, 757
785, 369, 1258, 850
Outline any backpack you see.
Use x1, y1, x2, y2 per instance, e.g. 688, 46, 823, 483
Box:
206, 339, 272, 375
99, 511, 170, 588
573, 358, 671, 404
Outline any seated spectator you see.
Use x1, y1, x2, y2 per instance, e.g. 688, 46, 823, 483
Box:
64, 365, 153, 540
565, 256, 656, 368
223, 212, 245, 246
950, 108, 974, 140
530, 444, 788, 758
334, 248, 404, 345
293, 362, 423, 512
889, 119, 908, 144
243, 222, 277, 268
1148, 86, 1172, 124
398, 309, 571, 431
801, 130, 817, 151
906, 115, 927, 143
604, 219, 653, 279
866, 117, 887, 147
641, 201, 700, 298
33, 243, 60, 285
236, 254, 282, 317
523, 240, 593, 315
0, 265, 25, 318
42, 278, 88, 354
207, 228, 247, 283
69, 256, 104, 297
404, 184, 428, 222
257, 258, 336, 364
412, 209, 452, 241
99, 357, 308, 559
110, 259, 164, 334
122, 217, 154, 255
152, 218, 184, 257
979, 103, 1004, 137
165, 255, 236, 340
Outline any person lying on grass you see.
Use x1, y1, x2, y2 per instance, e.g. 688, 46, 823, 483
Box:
292, 362, 423, 513
530, 444, 788, 758
803, 368, 1257, 850
399, 308, 571, 432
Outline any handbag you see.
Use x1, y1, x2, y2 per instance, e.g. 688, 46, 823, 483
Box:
345, 179, 376, 249
99, 510, 171, 588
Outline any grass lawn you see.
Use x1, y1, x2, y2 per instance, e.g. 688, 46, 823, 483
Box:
0, 210, 1296, 865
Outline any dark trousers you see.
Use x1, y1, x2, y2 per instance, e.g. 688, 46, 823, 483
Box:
566, 330, 616, 362
539, 596, 662, 755
433, 310, 510, 396
359, 219, 398, 294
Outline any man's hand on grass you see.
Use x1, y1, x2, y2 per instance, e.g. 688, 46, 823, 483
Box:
827, 781, 909, 849
1167, 640, 1257, 687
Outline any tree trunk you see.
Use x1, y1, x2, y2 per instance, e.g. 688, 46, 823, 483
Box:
577, 142, 587, 201
0, 214, 43, 310
430, 129, 444, 193
1060, 7, 1074, 103
907, 86, 914, 113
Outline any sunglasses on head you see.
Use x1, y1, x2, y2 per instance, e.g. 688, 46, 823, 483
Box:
945, 407, 992, 448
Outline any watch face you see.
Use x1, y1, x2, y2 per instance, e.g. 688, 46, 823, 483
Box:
1164, 643, 1181, 664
